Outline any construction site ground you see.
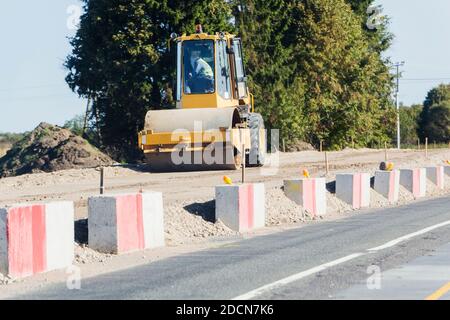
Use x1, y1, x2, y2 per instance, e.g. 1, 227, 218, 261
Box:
1, 148, 450, 297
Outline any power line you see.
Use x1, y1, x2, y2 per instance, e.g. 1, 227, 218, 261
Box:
0, 94, 82, 103
0, 84, 67, 93
393, 61, 405, 150
401, 78, 450, 81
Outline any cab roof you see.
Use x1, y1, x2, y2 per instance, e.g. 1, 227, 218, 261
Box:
177, 32, 236, 42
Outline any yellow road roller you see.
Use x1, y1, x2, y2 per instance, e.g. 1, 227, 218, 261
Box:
138, 25, 266, 171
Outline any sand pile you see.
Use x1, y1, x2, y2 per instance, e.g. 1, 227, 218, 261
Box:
285, 139, 316, 152
266, 187, 308, 225
0, 274, 14, 285
165, 198, 237, 246
0, 123, 113, 177
75, 244, 112, 265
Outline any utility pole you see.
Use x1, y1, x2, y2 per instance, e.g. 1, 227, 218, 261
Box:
394, 61, 405, 150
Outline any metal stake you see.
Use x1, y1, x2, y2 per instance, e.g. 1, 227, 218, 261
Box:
100, 167, 105, 195
242, 143, 246, 184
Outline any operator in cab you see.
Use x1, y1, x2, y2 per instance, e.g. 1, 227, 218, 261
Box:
187, 49, 214, 94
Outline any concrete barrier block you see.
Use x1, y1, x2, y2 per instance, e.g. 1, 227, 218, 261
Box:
0, 202, 74, 279
215, 183, 265, 232
444, 166, 450, 177
336, 173, 371, 209
426, 166, 445, 190
400, 168, 427, 198
374, 170, 400, 203
283, 178, 327, 216
88, 192, 164, 254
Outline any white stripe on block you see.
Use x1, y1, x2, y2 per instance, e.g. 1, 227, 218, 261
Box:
314, 178, 327, 216
0, 209, 8, 275
393, 170, 400, 201
0, 202, 74, 278
374, 170, 400, 203
88, 196, 118, 253
426, 166, 445, 189
336, 174, 353, 206
215, 185, 240, 232
88, 193, 165, 254
45, 202, 74, 271
445, 166, 450, 177
215, 184, 265, 232
419, 168, 427, 196
252, 183, 266, 229
283, 180, 302, 205
400, 168, 426, 198
361, 173, 371, 207
142, 192, 165, 248
283, 178, 327, 216
399, 169, 413, 195
336, 173, 371, 209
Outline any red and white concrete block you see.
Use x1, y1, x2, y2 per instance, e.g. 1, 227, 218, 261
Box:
400, 168, 427, 198
283, 178, 327, 217
336, 173, 371, 209
0, 202, 74, 279
426, 166, 445, 190
374, 170, 400, 203
88, 192, 165, 254
215, 183, 265, 232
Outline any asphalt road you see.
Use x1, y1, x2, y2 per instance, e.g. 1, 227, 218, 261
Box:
335, 242, 450, 300
12, 196, 450, 300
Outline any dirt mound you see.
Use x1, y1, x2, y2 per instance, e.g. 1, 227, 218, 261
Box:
0, 122, 114, 177
0, 143, 10, 158
285, 139, 316, 152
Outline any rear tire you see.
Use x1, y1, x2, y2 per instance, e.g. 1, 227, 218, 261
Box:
246, 113, 266, 167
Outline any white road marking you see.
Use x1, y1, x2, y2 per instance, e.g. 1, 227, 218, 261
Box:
233, 219, 450, 300
367, 220, 450, 252
232, 253, 364, 300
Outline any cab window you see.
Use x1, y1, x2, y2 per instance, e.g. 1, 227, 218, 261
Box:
183, 40, 215, 94
216, 40, 231, 99
233, 38, 247, 99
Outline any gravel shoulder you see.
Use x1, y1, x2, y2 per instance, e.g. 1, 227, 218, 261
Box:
1, 148, 450, 295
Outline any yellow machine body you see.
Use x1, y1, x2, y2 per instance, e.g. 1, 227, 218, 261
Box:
138, 30, 263, 171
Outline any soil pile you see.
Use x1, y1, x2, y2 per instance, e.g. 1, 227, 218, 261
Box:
285, 139, 316, 152
0, 123, 113, 177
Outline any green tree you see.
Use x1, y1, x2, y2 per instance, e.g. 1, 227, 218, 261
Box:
418, 84, 450, 141
63, 114, 100, 144
288, 0, 395, 149
67, 0, 396, 157
399, 104, 422, 145
233, 0, 306, 143
423, 84, 450, 108
66, 0, 233, 161
345, 0, 393, 53
63, 114, 85, 136
235, 0, 394, 149
423, 105, 450, 143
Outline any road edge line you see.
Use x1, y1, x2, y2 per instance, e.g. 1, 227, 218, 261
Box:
425, 281, 450, 300
232, 253, 364, 300
367, 220, 450, 252
233, 219, 450, 300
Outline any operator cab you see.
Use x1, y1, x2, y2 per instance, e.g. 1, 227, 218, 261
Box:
173, 26, 250, 110
183, 40, 215, 94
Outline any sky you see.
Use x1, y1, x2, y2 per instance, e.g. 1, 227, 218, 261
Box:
376, 0, 450, 106
1, 0, 450, 133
